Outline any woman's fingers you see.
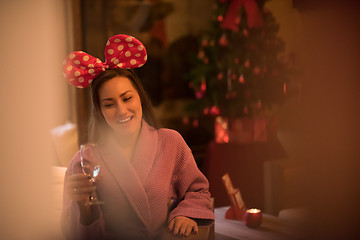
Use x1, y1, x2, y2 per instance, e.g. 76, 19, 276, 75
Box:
67, 174, 90, 184
67, 174, 91, 188
65, 174, 94, 202
168, 218, 175, 232
178, 222, 189, 237
193, 224, 198, 234
168, 216, 198, 237
172, 220, 181, 236
184, 224, 194, 237
71, 185, 96, 194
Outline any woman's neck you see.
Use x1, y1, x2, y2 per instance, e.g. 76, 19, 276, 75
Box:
113, 128, 141, 161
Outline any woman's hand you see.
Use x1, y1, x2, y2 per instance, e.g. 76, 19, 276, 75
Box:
65, 173, 101, 225
65, 173, 95, 205
168, 216, 198, 237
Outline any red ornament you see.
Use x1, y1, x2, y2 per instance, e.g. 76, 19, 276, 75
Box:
204, 58, 209, 64
232, 73, 237, 80
253, 66, 261, 75
203, 107, 210, 115
239, 75, 245, 83
218, 15, 224, 22
217, 72, 224, 80
195, 90, 204, 99
202, 39, 208, 47
201, 79, 207, 91
197, 50, 205, 59
219, 34, 228, 47
182, 116, 189, 125
234, 57, 239, 64
244, 60, 250, 68
210, 106, 220, 116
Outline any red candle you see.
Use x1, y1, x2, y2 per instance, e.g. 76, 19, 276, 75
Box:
244, 208, 262, 228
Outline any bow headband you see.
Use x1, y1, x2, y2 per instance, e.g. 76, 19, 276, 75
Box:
63, 34, 147, 88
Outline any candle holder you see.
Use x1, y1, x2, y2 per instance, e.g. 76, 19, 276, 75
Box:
244, 208, 262, 228
222, 174, 246, 220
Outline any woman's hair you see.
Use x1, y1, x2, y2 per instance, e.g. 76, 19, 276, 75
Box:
88, 68, 158, 142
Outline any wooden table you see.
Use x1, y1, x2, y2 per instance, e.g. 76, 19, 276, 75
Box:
214, 207, 303, 240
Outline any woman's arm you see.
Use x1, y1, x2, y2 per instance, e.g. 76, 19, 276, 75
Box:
61, 153, 105, 240
168, 143, 215, 236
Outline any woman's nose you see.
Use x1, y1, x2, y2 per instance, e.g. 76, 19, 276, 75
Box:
116, 102, 127, 115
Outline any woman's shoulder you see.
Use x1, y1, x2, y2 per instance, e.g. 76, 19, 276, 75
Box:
156, 128, 187, 145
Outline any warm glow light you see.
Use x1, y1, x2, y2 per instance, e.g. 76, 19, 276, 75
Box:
247, 208, 261, 214
245, 208, 262, 228
215, 117, 229, 143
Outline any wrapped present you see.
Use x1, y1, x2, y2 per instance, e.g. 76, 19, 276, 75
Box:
215, 116, 277, 144
215, 117, 229, 143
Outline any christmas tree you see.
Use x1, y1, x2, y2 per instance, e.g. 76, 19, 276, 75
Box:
187, 0, 294, 118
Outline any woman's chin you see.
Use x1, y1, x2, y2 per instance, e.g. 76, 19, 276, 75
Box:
112, 119, 141, 138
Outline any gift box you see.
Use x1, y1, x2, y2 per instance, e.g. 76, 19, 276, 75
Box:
215, 116, 277, 144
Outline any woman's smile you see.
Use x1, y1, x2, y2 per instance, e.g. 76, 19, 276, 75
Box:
116, 116, 134, 124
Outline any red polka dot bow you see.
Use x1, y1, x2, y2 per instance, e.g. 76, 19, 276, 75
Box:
63, 34, 147, 88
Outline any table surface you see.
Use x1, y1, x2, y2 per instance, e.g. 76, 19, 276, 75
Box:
214, 207, 303, 240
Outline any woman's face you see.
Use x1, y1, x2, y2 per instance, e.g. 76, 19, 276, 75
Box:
98, 76, 142, 139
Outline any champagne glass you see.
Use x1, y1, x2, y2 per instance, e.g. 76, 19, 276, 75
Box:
80, 143, 104, 205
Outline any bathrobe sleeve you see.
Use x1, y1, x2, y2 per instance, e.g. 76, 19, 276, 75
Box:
61, 152, 107, 240
166, 130, 215, 223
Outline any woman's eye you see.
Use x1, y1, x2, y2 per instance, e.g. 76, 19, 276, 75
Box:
123, 96, 132, 102
103, 103, 114, 108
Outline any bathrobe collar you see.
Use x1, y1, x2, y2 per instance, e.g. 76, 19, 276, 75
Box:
99, 120, 158, 229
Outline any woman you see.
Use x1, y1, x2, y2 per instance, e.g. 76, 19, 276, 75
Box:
61, 34, 214, 240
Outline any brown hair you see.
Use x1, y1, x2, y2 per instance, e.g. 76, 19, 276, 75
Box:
88, 68, 158, 142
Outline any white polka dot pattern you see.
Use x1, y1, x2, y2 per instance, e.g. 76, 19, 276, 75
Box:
63, 34, 147, 88
104, 35, 147, 70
